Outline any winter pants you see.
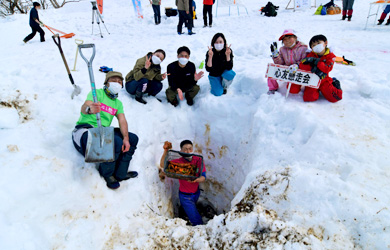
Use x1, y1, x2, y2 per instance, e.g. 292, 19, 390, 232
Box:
179, 189, 203, 226
342, 0, 354, 10
288, 79, 342, 103
24, 26, 45, 42
380, 5, 390, 20
72, 128, 139, 180
166, 85, 200, 103
267, 78, 279, 91
209, 70, 236, 96
203, 5, 212, 26
178, 10, 193, 33
125, 78, 163, 96
152, 4, 161, 24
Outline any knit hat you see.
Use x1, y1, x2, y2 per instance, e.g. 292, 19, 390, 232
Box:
104, 71, 124, 85
279, 29, 297, 41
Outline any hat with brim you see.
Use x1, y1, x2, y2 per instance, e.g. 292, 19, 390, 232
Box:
104, 71, 124, 85
279, 29, 296, 41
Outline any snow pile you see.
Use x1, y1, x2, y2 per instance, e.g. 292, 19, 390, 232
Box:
1, 0, 390, 249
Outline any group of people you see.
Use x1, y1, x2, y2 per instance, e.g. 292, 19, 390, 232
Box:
124, 32, 235, 106
268, 29, 343, 103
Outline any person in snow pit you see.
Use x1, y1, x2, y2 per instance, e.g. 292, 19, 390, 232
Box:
72, 71, 139, 190
23, 2, 45, 43
205, 33, 236, 96
166, 46, 204, 107
290, 34, 342, 103
159, 140, 206, 226
125, 49, 167, 105
267, 29, 308, 95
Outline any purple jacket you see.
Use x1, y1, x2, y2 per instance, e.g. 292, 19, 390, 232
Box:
273, 41, 308, 66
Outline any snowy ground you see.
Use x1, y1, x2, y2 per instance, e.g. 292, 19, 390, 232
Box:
0, 0, 390, 249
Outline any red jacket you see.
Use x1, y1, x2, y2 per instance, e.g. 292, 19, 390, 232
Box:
204, 0, 213, 5
299, 49, 336, 87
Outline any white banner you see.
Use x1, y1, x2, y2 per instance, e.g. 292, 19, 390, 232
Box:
266, 63, 321, 89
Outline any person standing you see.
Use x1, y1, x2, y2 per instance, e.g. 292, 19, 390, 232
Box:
378, 5, 390, 25
176, 0, 195, 35
341, 0, 354, 21
203, 0, 213, 27
150, 0, 161, 25
23, 2, 45, 43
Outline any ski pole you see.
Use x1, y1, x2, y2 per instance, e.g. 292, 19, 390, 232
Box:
72, 39, 84, 71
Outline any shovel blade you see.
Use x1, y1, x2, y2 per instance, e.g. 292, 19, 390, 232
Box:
85, 127, 115, 163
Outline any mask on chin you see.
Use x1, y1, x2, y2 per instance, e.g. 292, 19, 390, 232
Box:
184, 156, 193, 161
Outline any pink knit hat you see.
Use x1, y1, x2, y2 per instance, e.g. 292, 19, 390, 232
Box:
279, 29, 296, 41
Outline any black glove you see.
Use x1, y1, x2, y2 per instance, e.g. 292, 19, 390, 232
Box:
301, 57, 320, 66
311, 66, 326, 80
270, 42, 279, 57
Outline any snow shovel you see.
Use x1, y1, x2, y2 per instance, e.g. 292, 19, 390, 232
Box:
78, 43, 115, 163
52, 34, 81, 99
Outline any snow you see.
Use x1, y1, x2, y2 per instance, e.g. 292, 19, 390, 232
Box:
1, 0, 390, 249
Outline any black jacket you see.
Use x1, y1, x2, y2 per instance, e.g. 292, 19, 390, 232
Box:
205, 48, 233, 77
29, 8, 39, 28
167, 61, 197, 92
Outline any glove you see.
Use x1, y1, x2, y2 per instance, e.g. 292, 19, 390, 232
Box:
270, 42, 279, 58
99, 66, 113, 73
39, 21, 44, 27
288, 64, 298, 74
311, 66, 326, 80
301, 57, 320, 66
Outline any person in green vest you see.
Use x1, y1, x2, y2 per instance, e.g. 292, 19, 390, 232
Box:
72, 71, 139, 189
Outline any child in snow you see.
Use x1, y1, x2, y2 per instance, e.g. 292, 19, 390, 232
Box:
125, 49, 167, 104
293, 34, 342, 103
378, 5, 390, 25
159, 140, 206, 226
23, 2, 45, 43
268, 29, 308, 95
72, 71, 139, 189
166, 46, 204, 106
205, 33, 235, 96
341, 0, 354, 21
149, 0, 161, 25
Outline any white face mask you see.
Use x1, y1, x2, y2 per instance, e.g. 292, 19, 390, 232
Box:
214, 43, 224, 51
108, 82, 122, 95
312, 43, 325, 53
152, 55, 162, 65
289, 42, 296, 48
184, 156, 193, 161
178, 57, 189, 66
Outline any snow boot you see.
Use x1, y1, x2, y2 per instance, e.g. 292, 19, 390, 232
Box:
386, 19, 390, 25
186, 94, 194, 106
135, 91, 147, 104
104, 176, 120, 189
332, 78, 341, 90
117, 171, 138, 181
169, 98, 179, 107
188, 29, 196, 35
347, 15, 352, 21
342, 15, 346, 20
378, 19, 384, 25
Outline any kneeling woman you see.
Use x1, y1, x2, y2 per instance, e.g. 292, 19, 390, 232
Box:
205, 33, 236, 96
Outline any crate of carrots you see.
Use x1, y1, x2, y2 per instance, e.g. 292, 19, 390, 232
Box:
163, 150, 204, 181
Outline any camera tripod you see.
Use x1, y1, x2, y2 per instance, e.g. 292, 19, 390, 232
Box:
91, 1, 109, 38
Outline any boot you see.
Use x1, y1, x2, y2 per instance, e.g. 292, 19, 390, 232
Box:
378, 19, 384, 25
386, 19, 390, 25
169, 98, 179, 107
347, 10, 353, 21
332, 78, 341, 90
347, 16, 352, 21
135, 91, 147, 104
185, 93, 194, 106
104, 176, 120, 189
342, 15, 346, 20
117, 171, 138, 181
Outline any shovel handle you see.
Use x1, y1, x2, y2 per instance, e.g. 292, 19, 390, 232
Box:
52, 34, 62, 52
75, 39, 84, 45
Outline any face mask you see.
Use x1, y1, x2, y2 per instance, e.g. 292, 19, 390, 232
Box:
214, 43, 224, 51
107, 82, 122, 95
184, 156, 193, 161
152, 55, 162, 65
289, 42, 296, 48
178, 58, 189, 66
312, 43, 325, 54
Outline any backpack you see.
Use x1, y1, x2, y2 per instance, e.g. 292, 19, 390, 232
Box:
321, 6, 327, 15
314, 5, 323, 15
261, 2, 279, 17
